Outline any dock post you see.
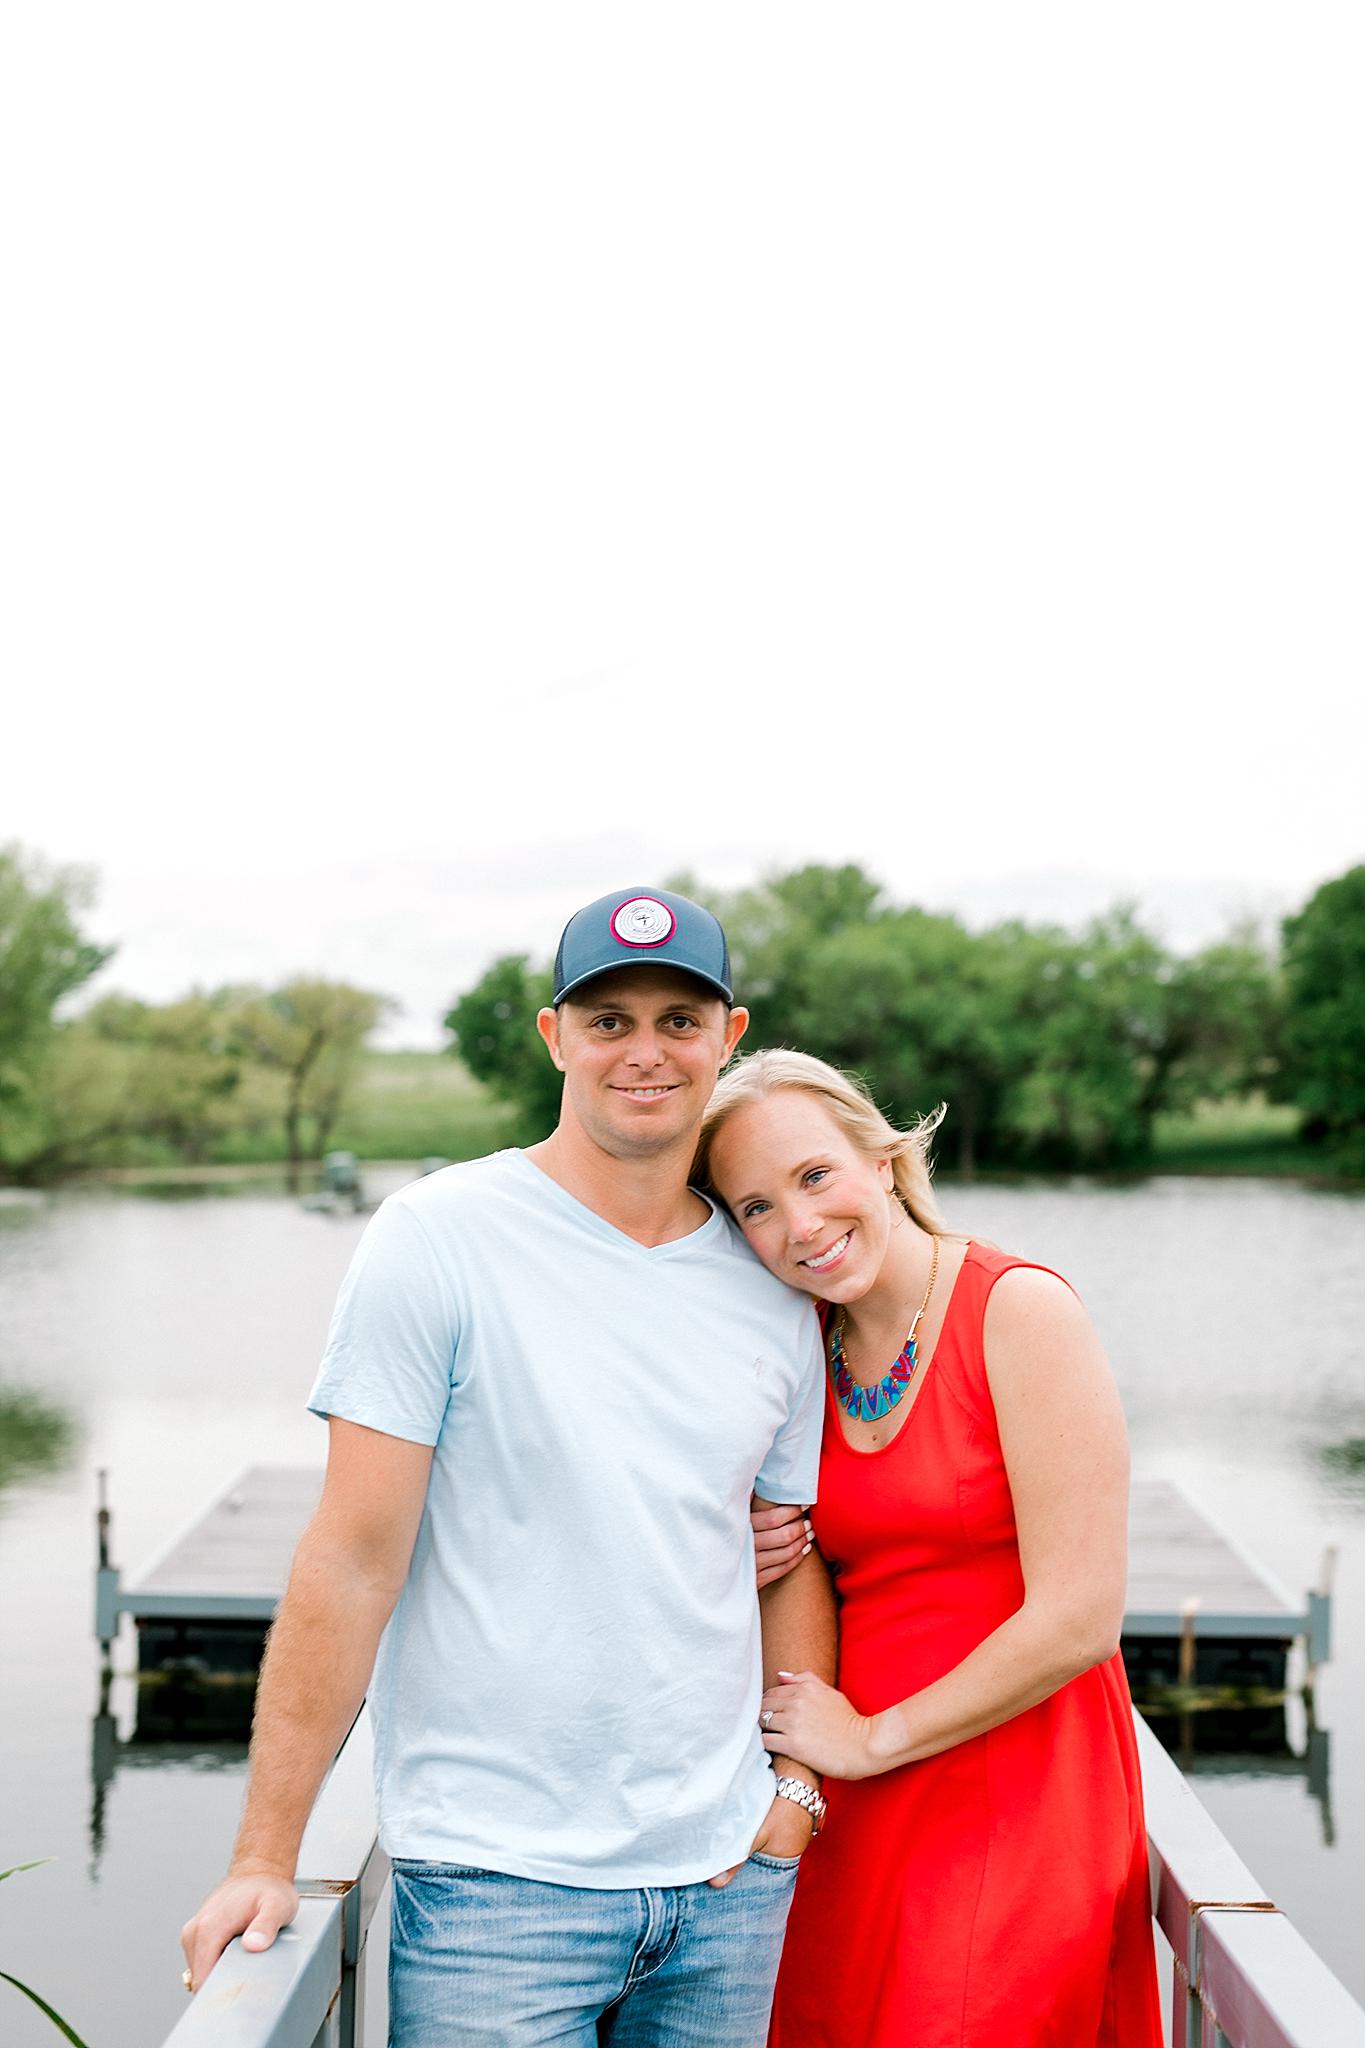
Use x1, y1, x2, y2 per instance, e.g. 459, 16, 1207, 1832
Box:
1177, 1596, 1199, 1687
1307, 1544, 1336, 1687
94, 1469, 121, 1656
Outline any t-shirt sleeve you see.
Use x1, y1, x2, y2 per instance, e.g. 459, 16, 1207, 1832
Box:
307, 1194, 461, 1446
754, 1302, 825, 1505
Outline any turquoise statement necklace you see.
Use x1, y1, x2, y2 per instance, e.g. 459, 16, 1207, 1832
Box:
830, 1233, 942, 1422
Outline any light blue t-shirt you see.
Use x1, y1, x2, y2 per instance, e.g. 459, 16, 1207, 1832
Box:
307, 1148, 825, 1887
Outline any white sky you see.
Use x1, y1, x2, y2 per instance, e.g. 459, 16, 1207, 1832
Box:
4, 5, 1361, 1046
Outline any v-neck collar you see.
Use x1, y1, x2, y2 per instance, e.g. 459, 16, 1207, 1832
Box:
507, 1148, 725, 1259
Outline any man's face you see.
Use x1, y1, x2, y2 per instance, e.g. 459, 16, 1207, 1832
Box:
537, 969, 749, 1162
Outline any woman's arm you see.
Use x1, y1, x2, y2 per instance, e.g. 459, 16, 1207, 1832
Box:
759, 1268, 1130, 1779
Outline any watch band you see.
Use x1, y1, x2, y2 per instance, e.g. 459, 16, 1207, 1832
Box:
774, 1773, 827, 1835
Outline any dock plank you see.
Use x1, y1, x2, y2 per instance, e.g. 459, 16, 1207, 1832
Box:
132, 1467, 323, 1600
1124, 1478, 1302, 1630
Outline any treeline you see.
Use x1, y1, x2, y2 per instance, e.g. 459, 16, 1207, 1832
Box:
0, 846, 392, 1182
5, 845, 1363, 1183
450, 862, 1365, 1176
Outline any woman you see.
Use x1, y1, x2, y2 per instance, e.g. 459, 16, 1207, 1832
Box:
695, 1051, 1163, 2048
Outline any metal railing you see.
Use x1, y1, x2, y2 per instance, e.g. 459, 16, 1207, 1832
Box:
161, 1710, 388, 2048
1135, 1715, 1365, 2047
163, 1711, 1365, 2047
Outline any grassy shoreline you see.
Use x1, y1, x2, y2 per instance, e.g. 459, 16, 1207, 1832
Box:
45, 1054, 1360, 1188
213, 1049, 521, 1166
1149, 1098, 1333, 1177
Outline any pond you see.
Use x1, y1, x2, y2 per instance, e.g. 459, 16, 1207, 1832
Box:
1, 1168, 1362, 2045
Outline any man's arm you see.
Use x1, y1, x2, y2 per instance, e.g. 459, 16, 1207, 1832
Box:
750, 1536, 837, 1850
180, 1419, 433, 1990
759, 1538, 837, 1786
708, 1537, 836, 1887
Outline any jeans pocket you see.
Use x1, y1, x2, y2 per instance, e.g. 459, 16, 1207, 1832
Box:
747, 1850, 803, 1872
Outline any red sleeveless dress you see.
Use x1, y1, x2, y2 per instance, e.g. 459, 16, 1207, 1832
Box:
769, 1243, 1163, 2048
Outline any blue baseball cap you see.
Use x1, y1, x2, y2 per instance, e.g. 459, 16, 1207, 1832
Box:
552, 888, 733, 1006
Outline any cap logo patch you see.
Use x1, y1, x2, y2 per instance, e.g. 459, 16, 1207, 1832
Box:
611, 896, 677, 948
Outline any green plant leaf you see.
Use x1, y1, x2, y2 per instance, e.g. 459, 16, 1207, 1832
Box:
0, 1969, 92, 2047
0, 1860, 53, 1882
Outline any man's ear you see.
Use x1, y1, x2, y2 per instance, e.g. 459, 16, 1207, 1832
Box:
535, 1007, 567, 1073
724, 1006, 750, 1062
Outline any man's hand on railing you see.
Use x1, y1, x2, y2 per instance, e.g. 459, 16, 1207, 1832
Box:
180, 1867, 300, 1994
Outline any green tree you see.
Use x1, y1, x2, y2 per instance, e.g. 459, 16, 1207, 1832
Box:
766, 910, 1010, 1175
445, 955, 562, 1140
1142, 926, 1284, 1121
1282, 865, 1365, 1166
3, 988, 285, 1179
231, 979, 396, 1184
88, 990, 276, 1163
0, 1020, 136, 1179
683, 864, 885, 1051
995, 911, 1285, 1170
678, 872, 1027, 1172
997, 910, 1173, 1169
0, 846, 111, 1120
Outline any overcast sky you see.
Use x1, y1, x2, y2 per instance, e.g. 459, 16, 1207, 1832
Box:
4, 5, 1361, 1046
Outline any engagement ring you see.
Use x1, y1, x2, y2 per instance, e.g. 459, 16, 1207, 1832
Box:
761, 1709, 774, 1729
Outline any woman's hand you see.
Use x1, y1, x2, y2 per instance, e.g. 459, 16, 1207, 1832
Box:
759, 1670, 889, 1780
751, 1496, 813, 1591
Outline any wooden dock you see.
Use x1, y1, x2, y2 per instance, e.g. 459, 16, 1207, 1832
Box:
1123, 1477, 1331, 1691
96, 1466, 323, 1671
96, 1468, 1332, 1687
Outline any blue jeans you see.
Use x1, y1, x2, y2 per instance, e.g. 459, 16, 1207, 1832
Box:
388, 1854, 800, 2047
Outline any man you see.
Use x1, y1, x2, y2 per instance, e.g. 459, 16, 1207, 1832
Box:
182, 886, 835, 2046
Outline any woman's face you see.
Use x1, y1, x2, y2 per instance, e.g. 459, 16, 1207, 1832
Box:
707, 1090, 895, 1304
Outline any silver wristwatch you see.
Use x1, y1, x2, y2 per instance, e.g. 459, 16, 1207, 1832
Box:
774, 1774, 827, 1835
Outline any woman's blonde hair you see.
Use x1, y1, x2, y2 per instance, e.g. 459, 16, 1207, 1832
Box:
695, 1048, 949, 1235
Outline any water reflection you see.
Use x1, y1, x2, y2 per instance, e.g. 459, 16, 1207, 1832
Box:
90, 1676, 253, 1873
0, 1387, 77, 1493
1144, 1701, 1334, 1847
1320, 1436, 1365, 1483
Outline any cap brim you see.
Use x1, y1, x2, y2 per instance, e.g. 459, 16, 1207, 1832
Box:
554, 961, 733, 1006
